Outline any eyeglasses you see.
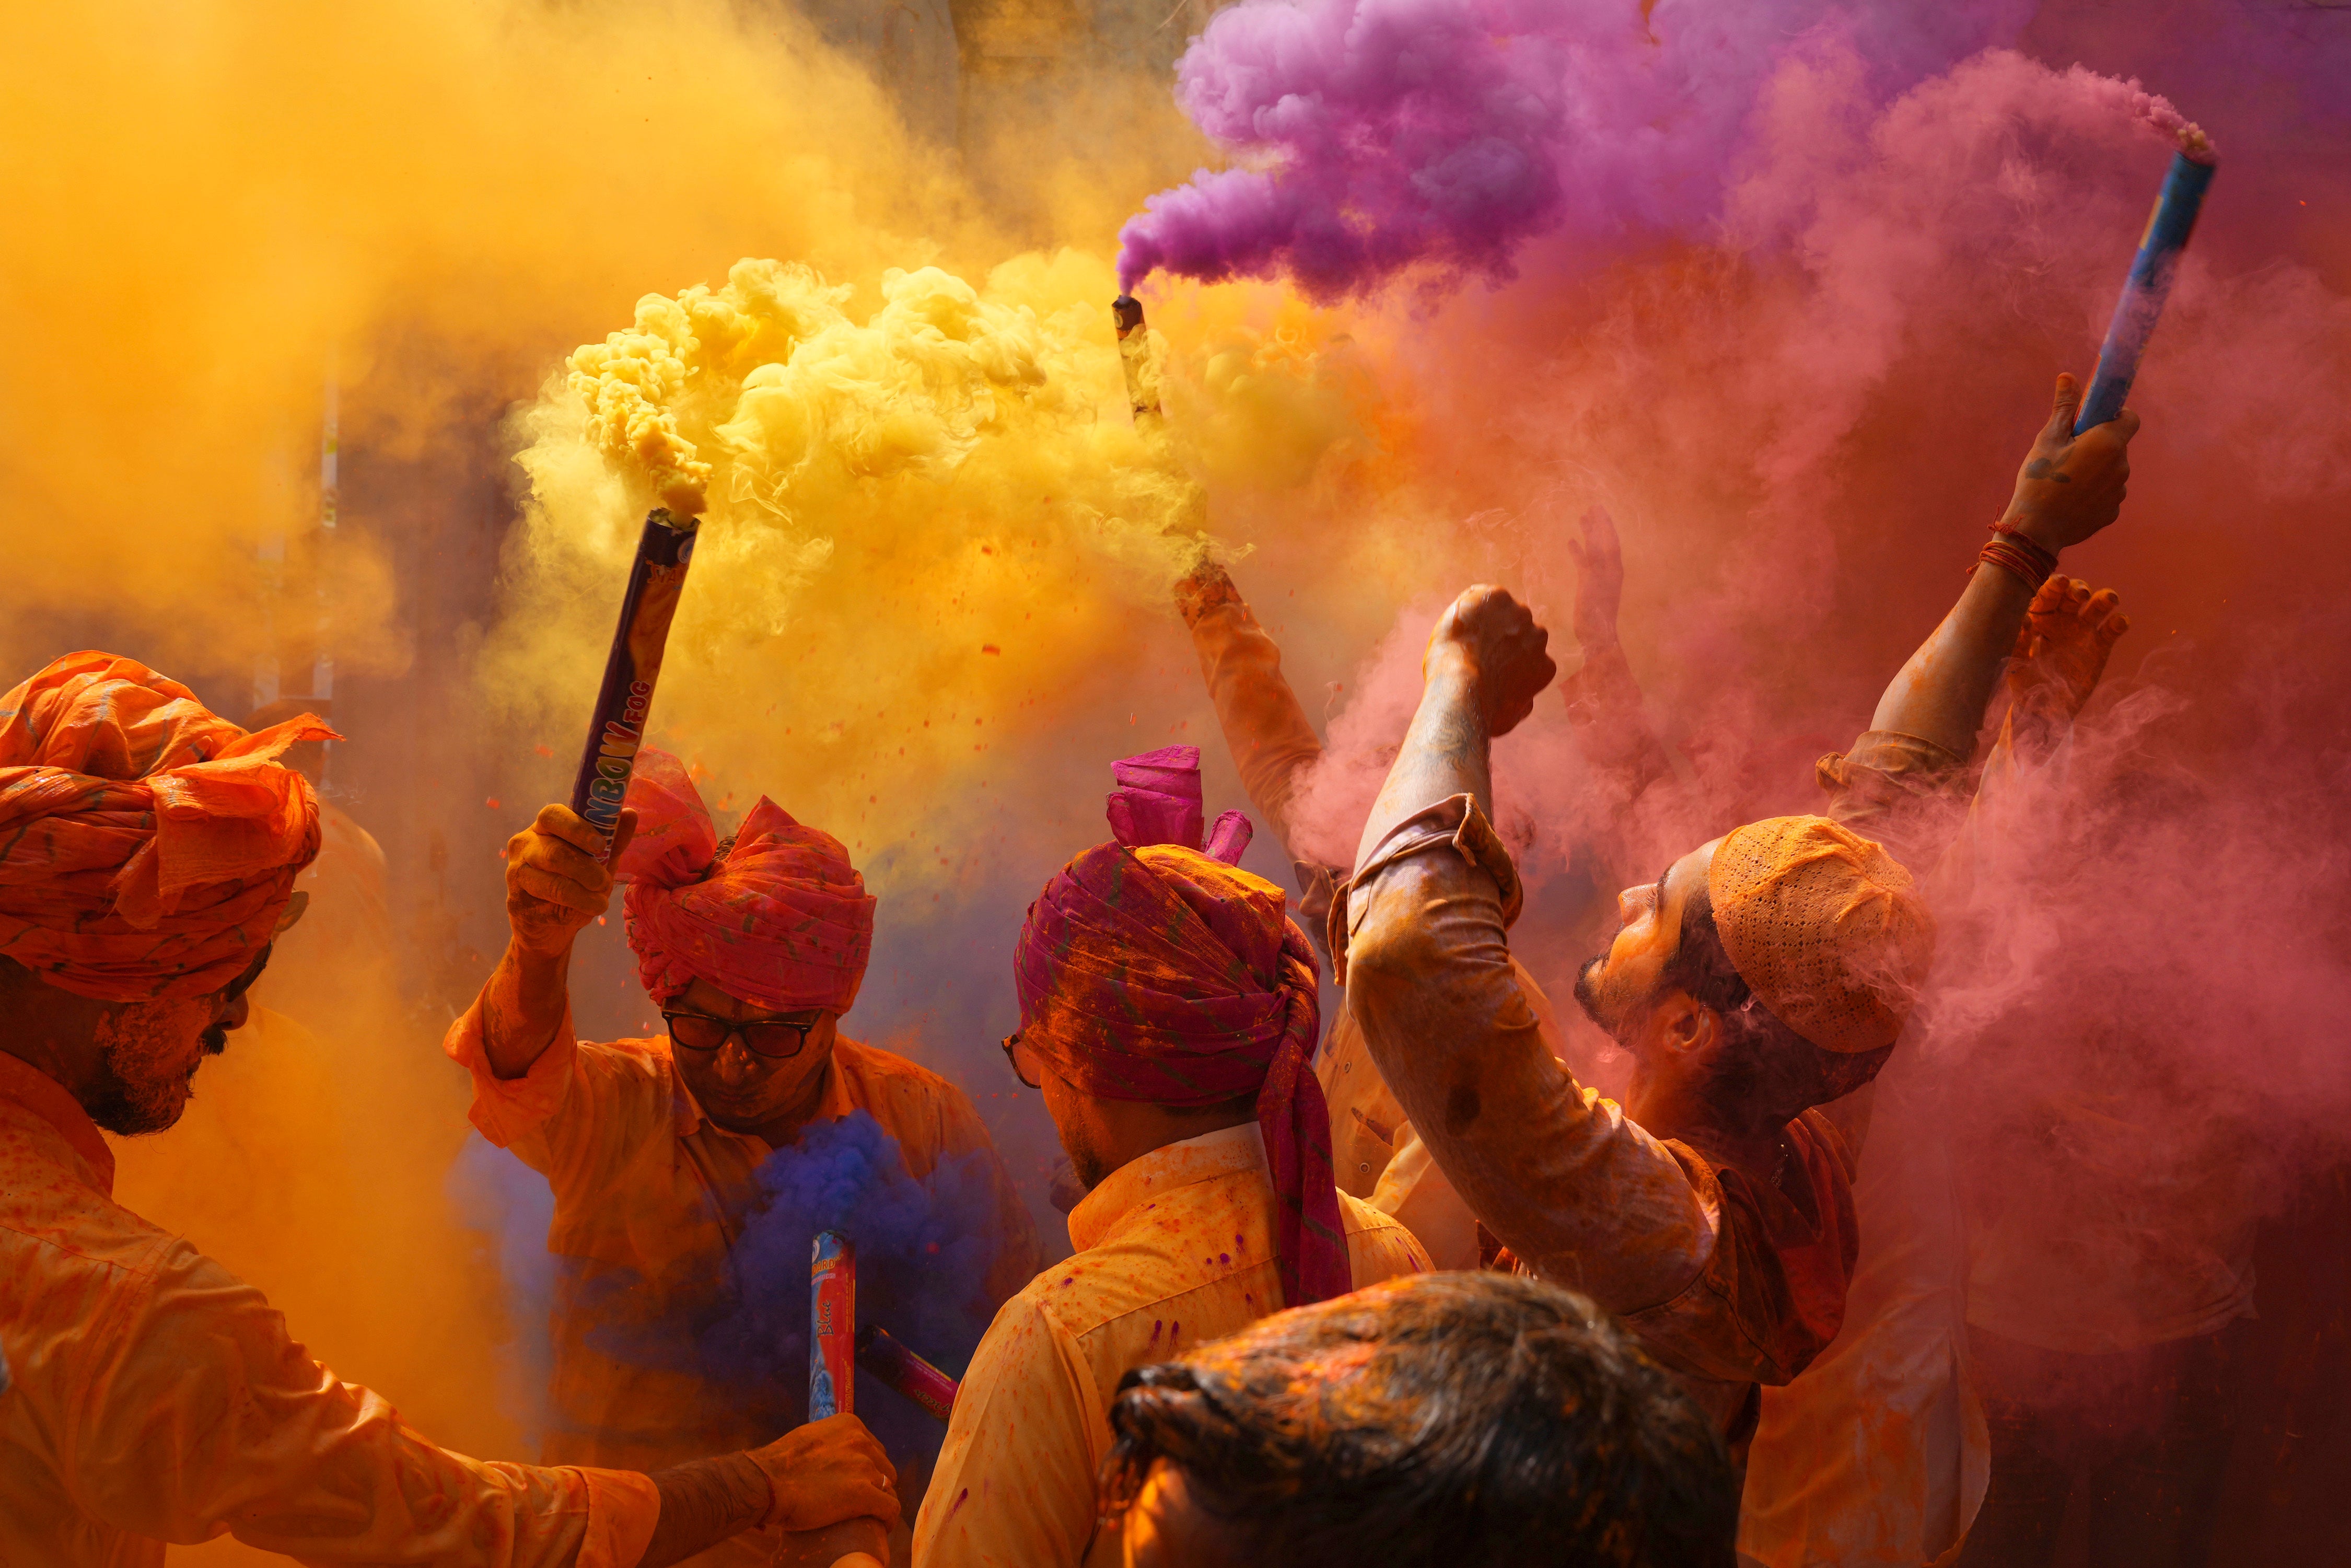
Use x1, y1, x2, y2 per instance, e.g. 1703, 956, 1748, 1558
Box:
220, 945, 273, 1005
1001, 1031, 1045, 1089
662, 1010, 818, 1060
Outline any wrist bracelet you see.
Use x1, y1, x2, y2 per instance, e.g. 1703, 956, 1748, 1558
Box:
1975, 520, 2058, 591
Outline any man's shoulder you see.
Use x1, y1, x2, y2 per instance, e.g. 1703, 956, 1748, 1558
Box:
1336, 1189, 1434, 1275
832, 1037, 982, 1125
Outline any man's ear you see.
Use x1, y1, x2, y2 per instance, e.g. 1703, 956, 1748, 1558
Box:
1655, 991, 1719, 1061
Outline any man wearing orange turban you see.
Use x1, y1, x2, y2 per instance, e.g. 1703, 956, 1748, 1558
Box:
1342, 375, 2138, 1475
913, 747, 1429, 1568
446, 750, 1036, 1565
0, 654, 897, 1567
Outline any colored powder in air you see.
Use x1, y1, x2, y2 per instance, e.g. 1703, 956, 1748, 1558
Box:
1116, 0, 2039, 298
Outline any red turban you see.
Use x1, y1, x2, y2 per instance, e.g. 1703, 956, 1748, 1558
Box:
615, 748, 876, 1015
0, 652, 333, 1002
1014, 747, 1348, 1307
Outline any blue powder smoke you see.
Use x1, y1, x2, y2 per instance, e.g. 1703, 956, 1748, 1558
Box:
560, 1109, 1008, 1467
445, 1131, 558, 1447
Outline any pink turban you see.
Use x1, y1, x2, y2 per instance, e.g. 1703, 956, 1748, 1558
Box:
1014, 747, 1348, 1307
0, 652, 333, 1001
614, 748, 876, 1015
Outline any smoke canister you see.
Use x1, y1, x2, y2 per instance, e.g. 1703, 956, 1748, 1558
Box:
855, 1323, 959, 1423
567, 507, 698, 861
809, 1230, 856, 1421
2075, 135, 2216, 435
1112, 295, 1161, 425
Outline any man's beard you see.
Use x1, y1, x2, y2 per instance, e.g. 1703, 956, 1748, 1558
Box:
1062, 1122, 1116, 1192
84, 1021, 228, 1136
1573, 954, 1636, 1048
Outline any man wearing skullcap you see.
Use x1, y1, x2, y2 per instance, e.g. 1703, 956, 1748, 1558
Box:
1342, 375, 2138, 1473
449, 749, 1036, 1565
913, 747, 1429, 1568
0, 653, 898, 1567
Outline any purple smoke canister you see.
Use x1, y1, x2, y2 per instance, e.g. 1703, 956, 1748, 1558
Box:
568, 507, 698, 860
856, 1323, 960, 1423
1113, 295, 1161, 426
2075, 141, 2216, 435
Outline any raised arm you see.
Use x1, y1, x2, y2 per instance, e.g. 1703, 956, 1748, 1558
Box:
476, 804, 636, 1080
1560, 507, 1676, 793
1176, 561, 1329, 863
1867, 374, 2138, 756
1351, 588, 1554, 864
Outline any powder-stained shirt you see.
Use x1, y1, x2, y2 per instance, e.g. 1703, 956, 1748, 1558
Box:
0, 1051, 659, 1568
1183, 583, 1493, 1268
1342, 798, 1861, 1448
912, 1123, 1430, 1568
446, 1002, 1038, 1524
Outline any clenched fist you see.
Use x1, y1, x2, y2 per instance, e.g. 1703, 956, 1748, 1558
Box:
1425, 585, 1557, 737
503, 804, 637, 960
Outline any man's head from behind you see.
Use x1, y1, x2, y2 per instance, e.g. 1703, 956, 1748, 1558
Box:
1574, 816, 1933, 1131
1104, 1271, 1738, 1568
1010, 747, 1352, 1306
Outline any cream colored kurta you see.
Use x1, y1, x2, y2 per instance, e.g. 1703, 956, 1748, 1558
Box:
0, 1052, 659, 1568
912, 1123, 1430, 1568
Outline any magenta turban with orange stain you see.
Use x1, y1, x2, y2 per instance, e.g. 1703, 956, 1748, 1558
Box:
615, 748, 876, 1014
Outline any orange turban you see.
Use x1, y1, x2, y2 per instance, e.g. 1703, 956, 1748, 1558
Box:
0, 653, 334, 1002
1706, 815, 1935, 1054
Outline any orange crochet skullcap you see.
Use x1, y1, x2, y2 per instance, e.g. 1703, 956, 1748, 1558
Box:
1705, 816, 1936, 1054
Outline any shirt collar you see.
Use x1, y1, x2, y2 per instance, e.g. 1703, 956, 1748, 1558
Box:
1067, 1122, 1266, 1253
0, 1051, 115, 1195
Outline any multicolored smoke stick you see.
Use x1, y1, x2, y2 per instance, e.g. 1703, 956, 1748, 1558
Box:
567, 508, 697, 859
856, 1323, 959, 1423
809, 1230, 857, 1420
2076, 132, 2216, 435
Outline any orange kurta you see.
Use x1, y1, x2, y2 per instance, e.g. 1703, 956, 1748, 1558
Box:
0, 1051, 659, 1568
912, 1124, 1430, 1568
445, 1000, 1038, 1559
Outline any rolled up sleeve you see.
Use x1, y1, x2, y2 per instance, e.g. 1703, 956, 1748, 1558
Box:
1814, 729, 1970, 875
1341, 797, 1716, 1314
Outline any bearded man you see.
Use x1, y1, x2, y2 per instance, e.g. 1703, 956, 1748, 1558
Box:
0, 653, 894, 1567
450, 747, 1037, 1564
1340, 374, 2138, 1467
913, 748, 1428, 1568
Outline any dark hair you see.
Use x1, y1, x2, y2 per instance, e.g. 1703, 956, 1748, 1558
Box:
1663, 880, 1892, 1117
1102, 1272, 1737, 1568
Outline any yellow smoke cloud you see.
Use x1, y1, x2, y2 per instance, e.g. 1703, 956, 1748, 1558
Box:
499, 251, 1244, 877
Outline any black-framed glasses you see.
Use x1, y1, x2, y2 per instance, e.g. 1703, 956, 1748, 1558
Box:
1001, 1031, 1045, 1089
220, 945, 273, 1005
662, 1009, 817, 1060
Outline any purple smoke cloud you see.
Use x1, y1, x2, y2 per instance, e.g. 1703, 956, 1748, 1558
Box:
1117, 0, 2036, 299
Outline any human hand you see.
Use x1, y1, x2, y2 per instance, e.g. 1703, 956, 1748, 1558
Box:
1173, 559, 1243, 629
503, 804, 637, 960
1566, 506, 1625, 655
773, 1517, 889, 1567
749, 1415, 900, 1534
2001, 373, 2140, 553
1425, 585, 1556, 737
2006, 575, 2131, 721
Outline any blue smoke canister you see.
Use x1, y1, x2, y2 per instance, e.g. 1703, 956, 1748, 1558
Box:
2075, 147, 2216, 435
567, 508, 697, 861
